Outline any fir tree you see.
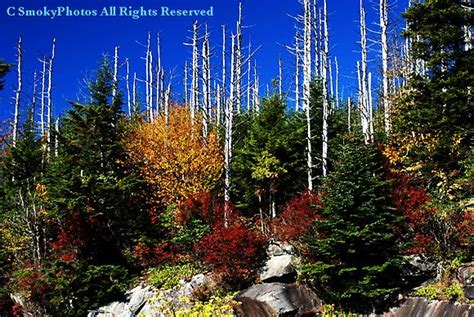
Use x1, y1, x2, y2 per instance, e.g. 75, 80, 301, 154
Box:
301, 137, 403, 312
391, 0, 473, 194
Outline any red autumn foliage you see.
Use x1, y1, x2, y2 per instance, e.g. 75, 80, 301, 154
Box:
132, 241, 186, 268
272, 190, 323, 242
389, 173, 436, 254
178, 191, 225, 226
49, 211, 88, 262
195, 222, 267, 285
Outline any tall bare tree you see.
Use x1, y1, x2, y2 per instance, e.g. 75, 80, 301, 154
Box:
12, 36, 22, 147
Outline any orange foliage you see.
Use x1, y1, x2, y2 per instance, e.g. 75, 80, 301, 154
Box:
126, 106, 223, 206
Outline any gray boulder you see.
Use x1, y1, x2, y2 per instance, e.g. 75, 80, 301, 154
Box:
260, 242, 300, 283
236, 282, 321, 317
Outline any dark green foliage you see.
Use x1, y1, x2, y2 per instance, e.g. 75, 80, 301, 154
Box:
45, 58, 149, 258
232, 96, 306, 216
394, 0, 474, 194
301, 137, 403, 312
0, 59, 10, 91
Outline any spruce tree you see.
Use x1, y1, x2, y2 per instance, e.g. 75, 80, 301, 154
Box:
302, 137, 403, 312
392, 0, 473, 194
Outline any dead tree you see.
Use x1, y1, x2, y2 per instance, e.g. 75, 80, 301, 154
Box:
380, 0, 390, 133
322, 0, 329, 177
202, 25, 211, 138
112, 46, 119, 100
13, 36, 22, 147
47, 38, 56, 154
125, 58, 131, 117
359, 0, 371, 144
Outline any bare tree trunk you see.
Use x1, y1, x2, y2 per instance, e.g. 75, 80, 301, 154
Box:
335, 56, 339, 108
247, 41, 252, 111
47, 38, 56, 154
112, 46, 119, 100
13, 36, 22, 147
191, 21, 199, 121
328, 58, 334, 104
360, 0, 370, 144
295, 34, 301, 112
216, 84, 221, 124
40, 56, 46, 137
145, 32, 151, 121
368, 72, 374, 140
222, 25, 227, 110
164, 83, 171, 125
278, 55, 283, 96
253, 61, 260, 112
322, 0, 329, 177
235, 2, 243, 113
303, 0, 314, 189
348, 97, 352, 132
224, 34, 236, 225
380, 0, 390, 134
184, 61, 189, 106
156, 33, 162, 114
202, 25, 211, 139
54, 118, 59, 157
133, 72, 137, 115
31, 70, 37, 120
125, 58, 131, 117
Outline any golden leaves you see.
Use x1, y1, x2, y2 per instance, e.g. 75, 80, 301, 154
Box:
126, 107, 223, 206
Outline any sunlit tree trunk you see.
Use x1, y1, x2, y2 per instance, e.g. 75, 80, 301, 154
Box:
13, 36, 22, 147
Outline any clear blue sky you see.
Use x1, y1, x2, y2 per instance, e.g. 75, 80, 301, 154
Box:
0, 0, 408, 123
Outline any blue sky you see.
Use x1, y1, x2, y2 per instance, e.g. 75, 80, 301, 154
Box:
0, 0, 408, 123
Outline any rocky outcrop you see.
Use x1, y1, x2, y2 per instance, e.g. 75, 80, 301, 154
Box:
88, 273, 215, 317
260, 241, 300, 283
236, 282, 321, 317
391, 297, 473, 317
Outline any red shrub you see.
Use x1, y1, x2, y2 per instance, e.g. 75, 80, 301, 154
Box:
195, 223, 267, 285
272, 190, 323, 242
178, 191, 232, 227
389, 173, 436, 254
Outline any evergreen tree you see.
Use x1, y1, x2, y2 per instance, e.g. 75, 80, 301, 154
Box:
301, 137, 403, 312
0, 59, 10, 91
46, 57, 148, 261
232, 96, 306, 217
391, 0, 473, 194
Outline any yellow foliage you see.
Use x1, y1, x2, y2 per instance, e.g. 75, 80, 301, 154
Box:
126, 106, 223, 206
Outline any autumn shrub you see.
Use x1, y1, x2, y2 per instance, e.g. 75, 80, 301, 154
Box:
126, 106, 224, 208
272, 190, 323, 242
195, 223, 267, 287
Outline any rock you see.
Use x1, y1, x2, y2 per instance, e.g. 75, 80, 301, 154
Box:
402, 255, 438, 288
89, 273, 216, 317
391, 297, 473, 317
260, 255, 297, 283
89, 285, 154, 317
236, 282, 321, 317
260, 241, 300, 283
465, 285, 474, 300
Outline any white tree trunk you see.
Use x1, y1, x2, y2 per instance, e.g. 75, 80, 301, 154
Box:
133, 72, 137, 115
13, 36, 22, 147
125, 58, 131, 117
303, 0, 314, 189
348, 97, 351, 132
184, 61, 189, 106
47, 38, 56, 154
112, 46, 119, 100
222, 25, 227, 111
247, 41, 252, 111
335, 56, 339, 108
224, 34, 236, 225
191, 21, 199, 121
235, 2, 243, 113
253, 61, 260, 112
380, 0, 390, 134
295, 34, 301, 112
40, 56, 47, 137
278, 55, 283, 96
322, 0, 329, 177
202, 26, 211, 139
360, 0, 370, 144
